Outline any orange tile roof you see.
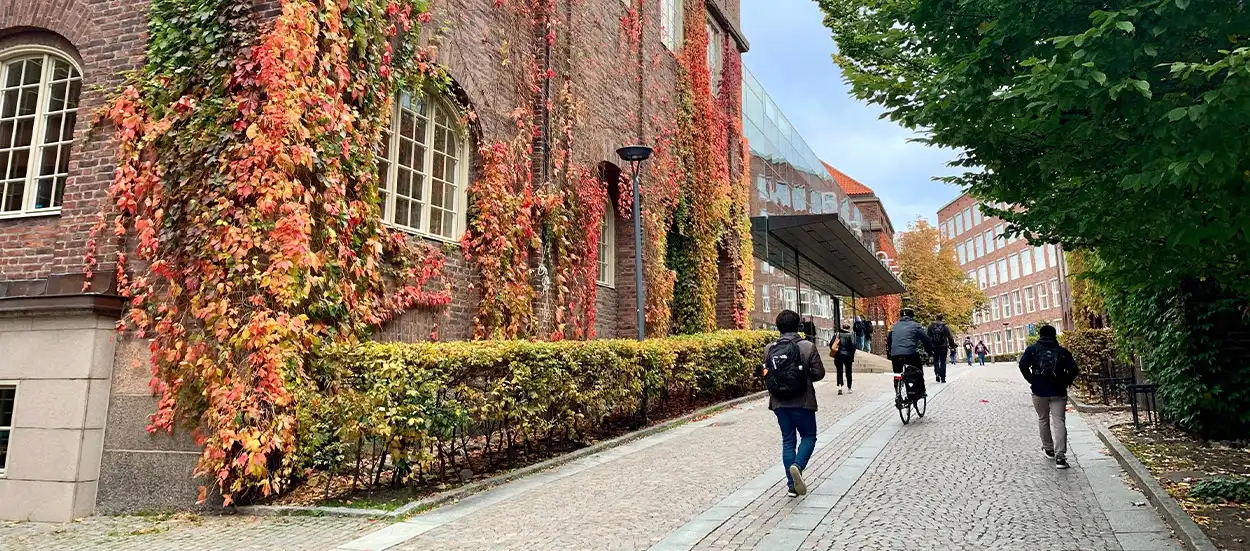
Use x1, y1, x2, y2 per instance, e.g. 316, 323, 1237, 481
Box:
821, 161, 874, 197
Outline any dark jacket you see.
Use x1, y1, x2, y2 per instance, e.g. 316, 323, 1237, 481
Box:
887, 316, 933, 358
927, 321, 956, 351
802, 321, 818, 343
1018, 336, 1079, 397
862, 320, 874, 337
962, 338, 973, 353
974, 342, 989, 355
831, 330, 856, 359
852, 320, 865, 336
764, 333, 826, 411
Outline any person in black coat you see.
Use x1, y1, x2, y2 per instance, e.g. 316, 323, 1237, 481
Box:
927, 314, 957, 383
1019, 325, 1080, 469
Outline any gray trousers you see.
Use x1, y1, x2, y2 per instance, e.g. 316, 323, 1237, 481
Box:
1032, 395, 1068, 458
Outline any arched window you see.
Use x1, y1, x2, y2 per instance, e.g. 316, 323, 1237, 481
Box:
597, 200, 614, 287
378, 90, 468, 240
0, 47, 81, 216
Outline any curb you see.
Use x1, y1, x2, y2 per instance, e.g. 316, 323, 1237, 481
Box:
238, 389, 770, 519
1071, 395, 1131, 413
1089, 422, 1219, 551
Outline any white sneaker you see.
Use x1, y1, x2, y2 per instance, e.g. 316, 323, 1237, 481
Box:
789, 465, 807, 495
848, 388, 854, 394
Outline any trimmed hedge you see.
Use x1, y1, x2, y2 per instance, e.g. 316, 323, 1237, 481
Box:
297, 330, 775, 489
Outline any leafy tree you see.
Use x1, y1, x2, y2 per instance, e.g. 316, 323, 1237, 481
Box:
896, 219, 987, 329
819, 0, 1250, 437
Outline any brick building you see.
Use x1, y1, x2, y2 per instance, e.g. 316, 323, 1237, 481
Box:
0, 0, 756, 521
937, 193, 1072, 358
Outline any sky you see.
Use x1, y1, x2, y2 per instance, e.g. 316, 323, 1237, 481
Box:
739, 0, 964, 227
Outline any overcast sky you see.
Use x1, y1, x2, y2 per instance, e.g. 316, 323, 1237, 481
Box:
740, 0, 965, 226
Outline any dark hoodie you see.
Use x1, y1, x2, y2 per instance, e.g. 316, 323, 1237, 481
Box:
1018, 335, 1079, 397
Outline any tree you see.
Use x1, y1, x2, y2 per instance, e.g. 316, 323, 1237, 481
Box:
896, 219, 987, 330
819, 0, 1250, 437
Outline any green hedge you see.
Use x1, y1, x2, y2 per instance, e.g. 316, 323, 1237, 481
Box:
297, 330, 775, 489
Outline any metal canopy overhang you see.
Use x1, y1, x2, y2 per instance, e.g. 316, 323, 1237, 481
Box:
751, 214, 907, 299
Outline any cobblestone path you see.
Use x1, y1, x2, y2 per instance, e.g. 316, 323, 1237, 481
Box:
0, 364, 1183, 551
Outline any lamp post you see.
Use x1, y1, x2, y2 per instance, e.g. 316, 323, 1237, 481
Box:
617, 145, 653, 341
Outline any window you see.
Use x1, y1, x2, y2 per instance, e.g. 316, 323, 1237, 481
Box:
809, 190, 821, 214
1051, 278, 1060, 302
997, 258, 1008, 284
984, 230, 995, 254
660, 0, 683, 50
0, 49, 82, 216
774, 182, 791, 207
1034, 246, 1046, 273
597, 203, 614, 286
1048, 244, 1058, 268
706, 18, 723, 93
1038, 283, 1050, 310
792, 185, 806, 211
756, 175, 768, 200
967, 270, 975, 283
379, 91, 468, 240
1024, 287, 1036, 313
994, 332, 1003, 355
978, 266, 988, 289
991, 296, 1000, 320
800, 290, 812, 315
0, 385, 12, 474
1008, 254, 1020, 280
1021, 249, 1034, 276
955, 215, 964, 235
962, 207, 972, 230
940, 222, 947, 239
762, 285, 771, 312
1016, 327, 1027, 351
995, 224, 1006, 248
1013, 291, 1023, 318
965, 239, 974, 261
975, 235, 984, 258
988, 262, 998, 287
1006, 329, 1015, 353
784, 287, 796, 311
957, 243, 966, 265
822, 192, 837, 214
973, 205, 983, 226
1001, 293, 1012, 318
973, 310, 981, 325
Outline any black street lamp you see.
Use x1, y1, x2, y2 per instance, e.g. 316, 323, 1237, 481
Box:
617, 145, 653, 341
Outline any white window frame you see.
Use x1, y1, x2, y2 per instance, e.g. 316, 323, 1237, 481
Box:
0, 382, 15, 477
1013, 291, 1023, 318
1021, 249, 1034, 276
962, 207, 972, 230
988, 262, 998, 287
1051, 278, 1060, 303
660, 0, 684, 51
978, 266, 988, 289
379, 91, 469, 243
997, 259, 1008, 284
1038, 283, 1050, 310
995, 224, 1006, 248
965, 239, 974, 261
991, 296, 1000, 320
983, 230, 995, 254
994, 332, 1003, 355
1024, 287, 1036, 313
761, 285, 771, 313
597, 201, 615, 287
784, 287, 796, 311
0, 47, 83, 219
1033, 246, 1046, 274
975, 235, 984, 258
1048, 244, 1058, 268
706, 16, 723, 93
957, 243, 966, 265
973, 205, 983, 226
1000, 293, 1012, 318
955, 215, 964, 236
1008, 254, 1020, 280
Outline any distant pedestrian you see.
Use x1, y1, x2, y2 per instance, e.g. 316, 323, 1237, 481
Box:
1019, 325, 1080, 469
927, 314, 956, 383
974, 340, 989, 366
949, 347, 957, 364
830, 323, 856, 395
861, 317, 874, 353
852, 316, 866, 351
963, 336, 974, 365
802, 318, 818, 344
761, 310, 825, 496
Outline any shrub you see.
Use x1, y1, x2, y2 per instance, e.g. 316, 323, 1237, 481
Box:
1189, 476, 1250, 504
297, 330, 775, 491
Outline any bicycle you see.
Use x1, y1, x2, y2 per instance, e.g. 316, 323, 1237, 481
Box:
893, 363, 928, 425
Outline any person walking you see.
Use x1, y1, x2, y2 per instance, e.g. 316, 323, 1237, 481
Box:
1018, 325, 1080, 469
949, 346, 957, 364
974, 340, 989, 366
852, 316, 866, 351
962, 336, 974, 366
761, 310, 825, 496
861, 317, 874, 354
927, 314, 956, 383
802, 317, 818, 344
830, 323, 856, 395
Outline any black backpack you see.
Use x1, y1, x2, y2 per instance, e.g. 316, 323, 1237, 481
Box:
764, 336, 808, 400
1031, 346, 1063, 379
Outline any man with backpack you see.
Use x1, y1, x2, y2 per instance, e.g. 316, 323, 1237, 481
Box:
852, 316, 866, 351
887, 308, 934, 397
830, 323, 856, 395
1018, 325, 1080, 469
761, 310, 825, 497
963, 336, 974, 365
927, 314, 956, 383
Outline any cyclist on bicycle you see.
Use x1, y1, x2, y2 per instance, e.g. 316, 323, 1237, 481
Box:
887, 308, 934, 396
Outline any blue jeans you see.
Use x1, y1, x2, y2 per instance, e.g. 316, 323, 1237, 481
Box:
933, 350, 948, 381
978, 353, 986, 366
775, 408, 817, 489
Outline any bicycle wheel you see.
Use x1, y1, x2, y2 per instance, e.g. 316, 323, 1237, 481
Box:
896, 386, 911, 424
913, 394, 927, 418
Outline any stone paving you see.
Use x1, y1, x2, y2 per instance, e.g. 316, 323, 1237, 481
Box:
0, 363, 1184, 551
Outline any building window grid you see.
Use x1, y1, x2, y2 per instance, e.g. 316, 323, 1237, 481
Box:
988, 262, 998, 287
0, 385, 13, 475
1021, 249, 1034, 276
761, 285, 771, 313
973, 205, 983, 226
1033, 246, 1046, 273
1024, 287, 1036, 313
706, 18, 723, 93
965, 239, 974, 261
597, 203, 614, 287
1013, 291, 1023, 318
994, 332, 1003, 355
997, 258, 1008, 285
955, 215, 964, 235
0, 51, 82, 216
379, 91, 467, 240
1008, 254, 1020, 280
990, 296, 1000, 320
974, 235, 984, 258
962, 207, 972, 230
660, 0, 682, 50
984, 229, 995, 254
1038, 284, 1050, 310
978, 266, 988, 290
1001, 293, 1012, 318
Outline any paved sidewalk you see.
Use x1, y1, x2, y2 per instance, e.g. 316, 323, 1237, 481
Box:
0, 364, 1184, 551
